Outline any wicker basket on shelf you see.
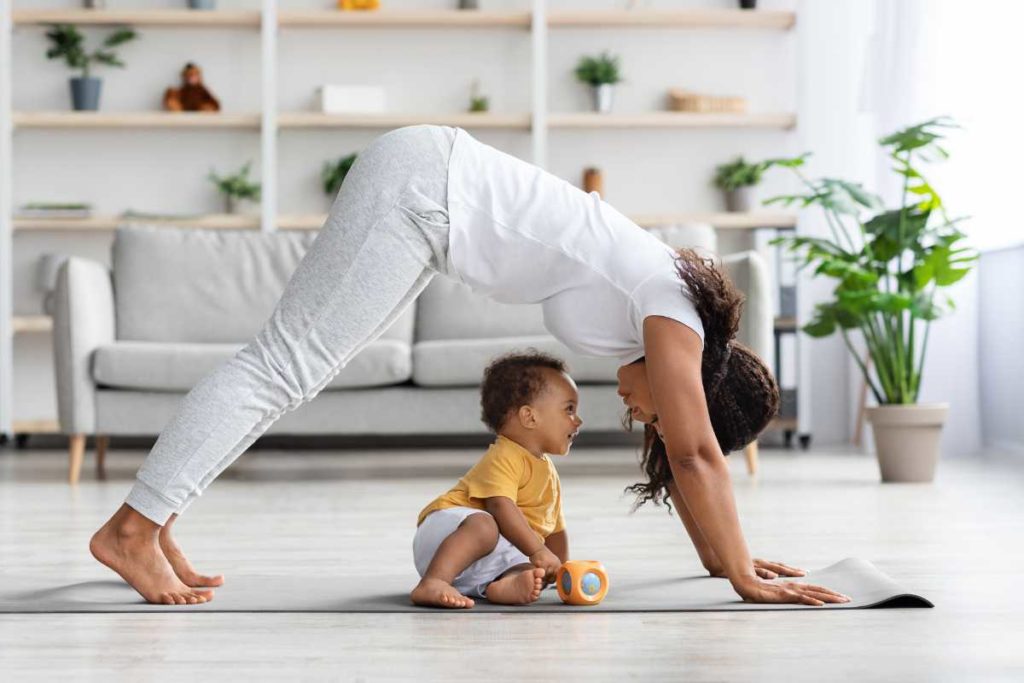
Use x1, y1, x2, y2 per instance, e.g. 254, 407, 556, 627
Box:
667, 88, 748, 113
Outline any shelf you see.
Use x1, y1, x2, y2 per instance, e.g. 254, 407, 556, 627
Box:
12, 111, 261, 130
278, 112, 532, 130
775, 316, 798, 332
11, 419, 60, 434
549, 112, 796, 129
548, 9, 795, 30
12, 316, 52, 334
12, 9, 261, 28
278, 211, 795, 232
633, 211, 796, 230
13, 214, 259, 231
278, 10, 531, 29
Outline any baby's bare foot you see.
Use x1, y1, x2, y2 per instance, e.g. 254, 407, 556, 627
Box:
411, 578, 475, 609
90, 506, 214, 606
485, 567, 545, 605
159, 526, 224, 588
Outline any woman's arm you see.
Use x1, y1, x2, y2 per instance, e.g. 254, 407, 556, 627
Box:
668, 482, 724, 575
644, 316, 848, 606
545, 529, 569, 563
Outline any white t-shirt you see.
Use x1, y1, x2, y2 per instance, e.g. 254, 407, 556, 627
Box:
444, 128, 704, 365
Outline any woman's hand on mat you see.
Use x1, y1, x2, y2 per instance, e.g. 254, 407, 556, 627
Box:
732, 575, 851, 606
707, 559, 805, 580
529, 547, 563, 583
751, 558, 806, 580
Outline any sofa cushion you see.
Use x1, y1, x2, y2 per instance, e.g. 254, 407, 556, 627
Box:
416, 277, 548, 341
92, 339, 412, 391
112, 225, 414, 346
412, 336, 620, 387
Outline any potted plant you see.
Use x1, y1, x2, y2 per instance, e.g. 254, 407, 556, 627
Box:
575, 52, 622, 114
468, 79, 489, 113
188, 0, 217, 10
713, 156, 771, 212
765, 117, 975, 482
208, 162, 261, 214
322, 153, 358, 199
45, 24, 137, 111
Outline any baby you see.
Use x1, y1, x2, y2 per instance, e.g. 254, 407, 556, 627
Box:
410, 351, 583, 608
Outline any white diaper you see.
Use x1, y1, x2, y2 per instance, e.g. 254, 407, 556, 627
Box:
413, 507, 530, 598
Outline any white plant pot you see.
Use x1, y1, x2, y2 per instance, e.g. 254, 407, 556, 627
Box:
592, 84, 615, 114
724, 186, 756, 212
865, 403, 948, 483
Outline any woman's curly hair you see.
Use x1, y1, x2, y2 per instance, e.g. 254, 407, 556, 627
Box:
480, 350, 568, 433
625, 248, 780, 510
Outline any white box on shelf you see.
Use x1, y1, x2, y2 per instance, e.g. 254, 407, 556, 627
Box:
317, 86, 386, 114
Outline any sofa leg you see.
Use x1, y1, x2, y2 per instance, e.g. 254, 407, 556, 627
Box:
95, 435, 110, 479
68, 434, 86, 485
743, 441, 759, 476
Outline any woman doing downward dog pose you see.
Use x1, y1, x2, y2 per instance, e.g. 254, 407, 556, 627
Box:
89, 125, 848, 607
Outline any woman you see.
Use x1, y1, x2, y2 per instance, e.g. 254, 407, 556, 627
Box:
90, 125, 848, 607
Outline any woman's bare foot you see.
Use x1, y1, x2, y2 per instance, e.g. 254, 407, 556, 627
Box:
485, 567, 545, 605
89, 504, 214, 605
159, 514, 224, 588
411, 578, 475, 609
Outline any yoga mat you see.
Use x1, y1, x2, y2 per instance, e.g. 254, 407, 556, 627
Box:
0, 558, 931, 613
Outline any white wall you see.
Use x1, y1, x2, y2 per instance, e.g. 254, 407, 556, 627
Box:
10, 0, 899, 447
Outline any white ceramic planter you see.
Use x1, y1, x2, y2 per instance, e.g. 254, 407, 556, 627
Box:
592, 84, 615, 114
725, 186, 756, 212
865, 403, 948, 483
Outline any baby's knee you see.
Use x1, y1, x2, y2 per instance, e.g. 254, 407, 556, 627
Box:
460, 512, 499, 549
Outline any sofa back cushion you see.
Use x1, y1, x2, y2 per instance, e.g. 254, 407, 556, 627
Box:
415, 276, 548, 341
113, 226, 414, 344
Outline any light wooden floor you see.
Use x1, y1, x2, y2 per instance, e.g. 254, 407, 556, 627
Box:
1, 443, 1022, 681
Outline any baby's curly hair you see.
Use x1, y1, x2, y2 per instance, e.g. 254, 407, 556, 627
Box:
480, 350, 569, 433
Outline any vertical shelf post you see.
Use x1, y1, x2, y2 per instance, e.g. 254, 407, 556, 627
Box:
0, 0, 13, 437
261, 0, 277, 233
531, 0, 547, 168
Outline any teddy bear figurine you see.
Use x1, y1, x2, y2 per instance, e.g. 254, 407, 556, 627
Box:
163, 62, 221, 112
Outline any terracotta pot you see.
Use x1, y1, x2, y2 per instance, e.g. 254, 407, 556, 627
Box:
865, 403, 948, 483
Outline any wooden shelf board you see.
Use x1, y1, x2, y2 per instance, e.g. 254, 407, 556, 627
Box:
12, 315, 53, 334
14, 215, 260, 231
548, 9, 795, 30
279, 212, 796, 232
12, 9, 261, 28
768, 416, 799, 431
278, 112, 531, 130
774, 316, 798, 331
278, 10, 532, 29
11, 419, 60, 434
549, 112, 796, 129
13, 112, 261, 129
633, 212, 796, 229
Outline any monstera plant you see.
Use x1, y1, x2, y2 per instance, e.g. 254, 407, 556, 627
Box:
764, 117, 976, 482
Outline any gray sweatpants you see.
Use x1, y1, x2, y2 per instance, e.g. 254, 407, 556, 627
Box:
126, 125, 458, 524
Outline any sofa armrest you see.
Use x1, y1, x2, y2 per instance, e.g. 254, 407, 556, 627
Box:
721, 251, 774, 368
53, 257, 115, 435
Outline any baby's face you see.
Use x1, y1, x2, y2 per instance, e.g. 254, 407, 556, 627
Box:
532, 369, 583, 456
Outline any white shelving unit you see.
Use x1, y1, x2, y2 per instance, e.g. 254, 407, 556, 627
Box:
0, 2, 799, 438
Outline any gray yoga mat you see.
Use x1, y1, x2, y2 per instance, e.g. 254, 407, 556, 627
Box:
0, 558, 931, 613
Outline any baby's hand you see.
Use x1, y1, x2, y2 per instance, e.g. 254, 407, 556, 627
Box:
529, 547, 562, 583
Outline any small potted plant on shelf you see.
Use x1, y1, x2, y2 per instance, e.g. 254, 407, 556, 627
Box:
765, 117, 975, 483
468, 79, 489, 113
322, 153, 359, 200
208, 162, 261, 214
45, 24, 138, 111
575, 52, 622, 114
713, 156, 770, 212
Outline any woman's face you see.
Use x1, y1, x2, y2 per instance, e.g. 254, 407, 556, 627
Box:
616, 359, 660, 430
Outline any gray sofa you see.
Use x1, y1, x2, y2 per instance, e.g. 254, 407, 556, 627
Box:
53, 224, 773, 483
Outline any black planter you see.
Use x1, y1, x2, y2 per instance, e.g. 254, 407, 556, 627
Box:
70, 77, 102, 111
740, 0, 757, 8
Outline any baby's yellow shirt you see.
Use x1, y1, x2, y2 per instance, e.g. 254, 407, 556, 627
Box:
417, 435, 565, 540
